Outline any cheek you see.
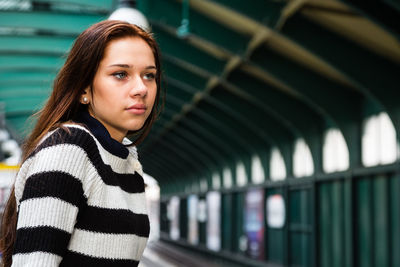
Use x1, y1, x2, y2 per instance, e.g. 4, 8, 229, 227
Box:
149, 87, 158, 106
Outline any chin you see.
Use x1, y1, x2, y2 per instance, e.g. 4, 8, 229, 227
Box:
128, 122, 146, 132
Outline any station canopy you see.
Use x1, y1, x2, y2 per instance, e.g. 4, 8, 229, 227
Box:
1, 0, 399, 187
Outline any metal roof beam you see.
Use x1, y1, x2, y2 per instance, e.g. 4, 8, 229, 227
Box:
0, 55, 63, 71
0, 35, 74, 55
0, 11, 106, 35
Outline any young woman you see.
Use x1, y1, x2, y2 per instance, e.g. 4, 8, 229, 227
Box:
0, 20, 163, 266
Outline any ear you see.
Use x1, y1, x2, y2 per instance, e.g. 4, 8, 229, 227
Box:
80, 87, 90, 105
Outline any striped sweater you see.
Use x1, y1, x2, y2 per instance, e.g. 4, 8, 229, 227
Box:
12, 112, 149, 266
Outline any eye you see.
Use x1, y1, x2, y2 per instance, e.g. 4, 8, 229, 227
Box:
143, 72, 156, 81
113, 71, 127, 80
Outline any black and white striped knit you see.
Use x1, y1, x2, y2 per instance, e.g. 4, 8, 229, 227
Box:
12, 111, 150, 267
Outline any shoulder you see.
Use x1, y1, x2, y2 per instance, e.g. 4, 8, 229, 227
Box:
15, 125, 97, 205
30, 124, 99, 159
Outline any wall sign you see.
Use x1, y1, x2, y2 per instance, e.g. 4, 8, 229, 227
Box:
266, 194, 285, 229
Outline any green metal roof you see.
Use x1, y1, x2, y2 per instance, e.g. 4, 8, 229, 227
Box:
0, 0, 399, 189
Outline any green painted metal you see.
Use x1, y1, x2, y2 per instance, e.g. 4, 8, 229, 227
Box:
319, 183, 331, 267
154, 27, 227, 75
148, 100, 242, 163
0, 86, 51, 99
332, 182, 344, 267
162, 68, 206, 95
4, 97, 45, 113
281, 14, 400, 115
157, 129, 219, 173
318, 181, 349, 267
0, 35, 74, 55
1, 2, 400, 266
357, 178, 373, 267
0, 55, 64, 71
289, 188, 311, 267
145, 83, 253, 156
344, 179, 353, 267
0, 71, 55, 85
160, 201, 169, 233
221, 193, 233, 251
33, 0, 115, 11
250, 45, 362, 123
352, 174, 399, 267
227, 68, 324, 136
211, 0, 285, 28
232, 192, 244, 253
373, 176, 389, 267
0, 11, 106, 35
180, 197, 188, 240
390, 174, 400, 266
148, 0, 251, 54
211, 86, 295, 143
339, 0, 400, 37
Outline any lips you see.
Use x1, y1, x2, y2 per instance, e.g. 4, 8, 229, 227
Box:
126, 104, 146, 115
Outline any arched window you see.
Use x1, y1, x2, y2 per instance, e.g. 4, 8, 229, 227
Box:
200, 177, 208, 192
270, 147, 286, 181
293, 138, 314, 177
362, 112, 397, 166
223, 167, 233, 188
323, 128, 349, 173
236, 161, 248, 186
251, 154, 265, 184
212, 172, 221, 190
192, 180, 199, 192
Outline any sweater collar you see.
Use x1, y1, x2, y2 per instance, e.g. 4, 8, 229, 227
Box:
74, 110, 129, 158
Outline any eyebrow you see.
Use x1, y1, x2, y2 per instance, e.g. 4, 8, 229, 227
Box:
107, 64, 156, 70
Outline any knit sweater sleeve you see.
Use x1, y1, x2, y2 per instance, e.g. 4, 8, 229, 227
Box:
12, 128, 92, 267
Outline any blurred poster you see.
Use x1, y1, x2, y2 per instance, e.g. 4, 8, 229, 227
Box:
266, 194, 285, 229
168, 196, 180, 240
244, 189, 265, 260
206, 191, 221, 251
187, 194, 199, 245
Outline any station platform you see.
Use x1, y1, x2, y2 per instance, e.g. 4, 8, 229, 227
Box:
139, 240, 243, 267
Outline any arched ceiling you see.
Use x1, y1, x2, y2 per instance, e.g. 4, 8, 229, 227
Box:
0, 0, 399, 186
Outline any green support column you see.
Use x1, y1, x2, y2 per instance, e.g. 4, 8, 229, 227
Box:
221, 193, 233, 251
281, 142, 293, 178
198, 194, 207, 246
341, 119, 361, 267
391, 173, 400, 267
229, 160, 237, 188
232, 191, 245, 254
180, 197, 188, 241
243, 155, 252, 185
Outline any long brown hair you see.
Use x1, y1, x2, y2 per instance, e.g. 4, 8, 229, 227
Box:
0, 20, 163, 266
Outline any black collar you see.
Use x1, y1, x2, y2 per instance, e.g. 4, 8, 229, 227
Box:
74, 110, 129, 158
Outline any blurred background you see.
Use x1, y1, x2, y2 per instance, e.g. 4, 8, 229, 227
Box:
0, 0, 399, 266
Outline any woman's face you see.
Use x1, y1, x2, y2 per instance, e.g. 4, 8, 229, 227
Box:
86, 37, 157, 142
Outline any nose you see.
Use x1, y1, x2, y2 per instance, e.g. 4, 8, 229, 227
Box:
129, 75, 147, 97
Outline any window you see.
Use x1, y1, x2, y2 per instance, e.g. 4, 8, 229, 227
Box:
270, 147, 286, 181
323, 128, 349, 173
200, 178, 208, 192
251, 154, 265, 184
293, 138, 314, 177
223, 167, 233, 188
362, 112, 397, 166
192, 180, 199, 192
212, 172, 221, 190
236, 161, 248, 186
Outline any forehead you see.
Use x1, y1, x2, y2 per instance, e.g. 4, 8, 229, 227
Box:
101, 36, 155, 65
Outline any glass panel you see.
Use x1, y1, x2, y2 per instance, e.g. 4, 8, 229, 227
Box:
293, 138, 314, 177
270, 147, 286, 181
